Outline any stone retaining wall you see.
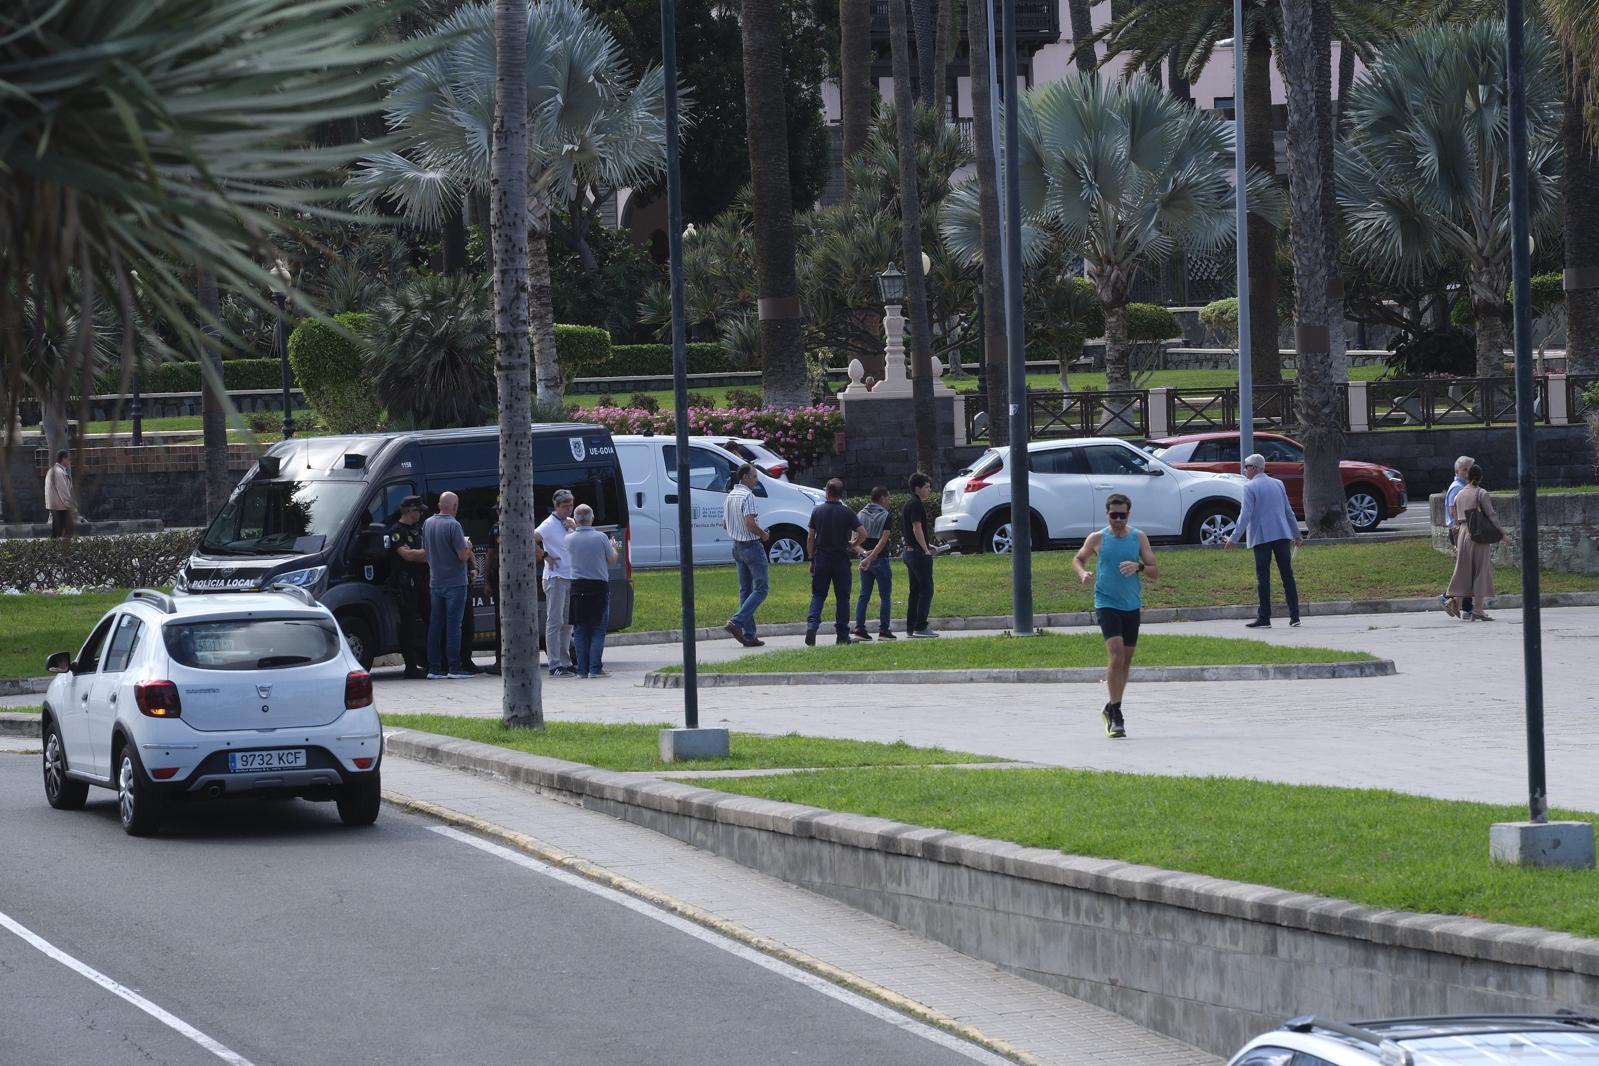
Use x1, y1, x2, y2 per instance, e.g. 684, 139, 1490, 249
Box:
3, 444, 258, 527
1430, 490, 1599, 574
384, 731, 1599, 1059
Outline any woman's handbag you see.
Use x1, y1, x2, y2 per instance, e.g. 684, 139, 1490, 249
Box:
1466, 495, 1504, 545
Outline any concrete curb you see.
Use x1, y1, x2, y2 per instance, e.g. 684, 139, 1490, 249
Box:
607, 591, 1599, 647
642, 659, 1396, 688
380, 789, 1044, 1066
0, 676, 51, 696
0, 712, 41, 736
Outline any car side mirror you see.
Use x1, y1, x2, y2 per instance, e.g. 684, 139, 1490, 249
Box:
356, 523, 388, 561
1148, 467, 1164, 476
46, 651, 72, 674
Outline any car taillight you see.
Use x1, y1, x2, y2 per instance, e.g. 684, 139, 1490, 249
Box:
964, 478, 991, 493
134, 681, 182, 718
766, 464, 786, 478
345, 670, 373, 709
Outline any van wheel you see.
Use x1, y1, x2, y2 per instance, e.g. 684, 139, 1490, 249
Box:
336, 770, 381, 827
1345, 488, 1383, 533
43, 719, 88, 811
338, 612, 376, 670
117, 745, 164, 837
767, 528, 808, 564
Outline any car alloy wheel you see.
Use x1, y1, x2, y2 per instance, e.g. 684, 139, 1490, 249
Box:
1195, 511, 1237, 546
43, 723, 88, 810
1346, 490, 1381, 532
117, 749, 163, 836
767, 536, 806, 564
987, 521, 1014, 555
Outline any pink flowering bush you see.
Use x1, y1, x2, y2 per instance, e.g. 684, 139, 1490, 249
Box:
584, 404, 843, 467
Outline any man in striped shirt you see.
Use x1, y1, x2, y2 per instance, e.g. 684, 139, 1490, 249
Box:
723, 463, 770, 647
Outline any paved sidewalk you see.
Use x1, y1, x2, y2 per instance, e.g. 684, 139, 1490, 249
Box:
383, 756, 1217, 1065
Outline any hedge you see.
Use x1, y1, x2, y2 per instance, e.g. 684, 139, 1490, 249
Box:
583, 404, 843, 468
287, 313, 382, 433
94, 358, 284, 395
1199, 297, 1239, 340
1124, 303, 1182, 342
555, 324, 613, 380
587, 342, 737, 377
0, 530, 201, 593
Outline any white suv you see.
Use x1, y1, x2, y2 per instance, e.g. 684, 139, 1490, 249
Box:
1229, 1014, 1599, 1064
40, 587, 384, 836
935, 438, 1246, 554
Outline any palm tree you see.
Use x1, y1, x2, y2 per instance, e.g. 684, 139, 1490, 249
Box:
1338, 21, 1562, 378
966, 0, 1009, 444
1, 0, 416, 482
350, 0, 669, 407
1068, 0, 1097, 73
490, 0, 542, 727
941, 74, 1270, 393
839, 0, 875, 182
740, 0, 810, 407
1098, 0, 1390, 385
1545, 0, 1599, 376
1280, 0, 1352, 536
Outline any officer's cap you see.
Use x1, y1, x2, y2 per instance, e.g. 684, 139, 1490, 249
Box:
400, 495, 427, 513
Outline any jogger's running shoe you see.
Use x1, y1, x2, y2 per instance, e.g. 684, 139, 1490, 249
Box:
1102, 703, 1117, 738
1111, 708, 1127, 739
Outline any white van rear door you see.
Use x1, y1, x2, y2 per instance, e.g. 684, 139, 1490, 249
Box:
616, 442, 666, 565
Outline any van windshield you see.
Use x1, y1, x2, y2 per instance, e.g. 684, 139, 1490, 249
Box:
200, 479, 363, 555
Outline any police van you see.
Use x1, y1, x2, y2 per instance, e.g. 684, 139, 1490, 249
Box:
176, 425, 631, 667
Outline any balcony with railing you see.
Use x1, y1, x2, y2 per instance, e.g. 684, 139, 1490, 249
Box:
869, 0, 1058, 46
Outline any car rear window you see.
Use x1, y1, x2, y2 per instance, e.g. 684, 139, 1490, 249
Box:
164, 618, 342, 671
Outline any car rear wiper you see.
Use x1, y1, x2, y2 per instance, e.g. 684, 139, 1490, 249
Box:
256, 655, 312, 668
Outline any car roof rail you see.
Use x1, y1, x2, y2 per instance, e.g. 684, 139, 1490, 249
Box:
1283, 1017, 1411, 1066
125, 588, 178, 614
260, 583, 319, 608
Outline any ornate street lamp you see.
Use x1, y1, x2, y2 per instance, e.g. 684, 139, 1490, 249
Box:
268, 259, 295, 438
875, 261, 906, 307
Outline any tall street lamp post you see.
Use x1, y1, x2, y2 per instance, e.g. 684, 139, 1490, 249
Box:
269, 259, 295, 439
129, 271, 144, 447
1231, 0, 1254, 464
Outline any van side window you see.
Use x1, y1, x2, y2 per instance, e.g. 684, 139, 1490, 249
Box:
367, 483, 415, 528
664, 445, 736, 494
103, 615, 145, 673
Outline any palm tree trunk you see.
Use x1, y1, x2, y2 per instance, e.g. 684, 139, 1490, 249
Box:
966, 0, 1007, 445
1280, 0, 1351, 537
1564, 51, 1599, 376
1315, 2, 1347, 387
529, 193, 563, 407
198, 270, 230, 518
1067, 0, 1095, 74
741, 0, 809, 407
1473, 292, 1509, 377
442, 204, 468, 276
912, 0, 936, 108
492, 0, 542, 727
839, 0, 873, 184
932, 0, 955, 112
889, 0, 939, 476
1103, 300, 1132, 392
1243, 28, 1281, 386
1336, 42, 1355, 137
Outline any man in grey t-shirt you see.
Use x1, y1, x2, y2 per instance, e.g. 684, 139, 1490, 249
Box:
422, 491, 474, 678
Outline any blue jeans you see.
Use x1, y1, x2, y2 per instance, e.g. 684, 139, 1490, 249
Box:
427, 583, 467, 674
730, 540, 770, 638
806, 554, 853, 639
856, 557, 892, 631
1252, 539, 1300, 624
572, 598, 610, 677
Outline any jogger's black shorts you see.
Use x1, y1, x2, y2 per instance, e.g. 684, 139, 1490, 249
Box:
1095, 607, 1141, 646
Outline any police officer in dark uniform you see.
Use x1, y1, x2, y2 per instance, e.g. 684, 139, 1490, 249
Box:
387, 496, 430, 679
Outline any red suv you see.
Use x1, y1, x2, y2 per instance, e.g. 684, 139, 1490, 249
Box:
1144, 431, 1407, 532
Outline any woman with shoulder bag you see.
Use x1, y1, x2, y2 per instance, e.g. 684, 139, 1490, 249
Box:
1445, 464, 1501, 621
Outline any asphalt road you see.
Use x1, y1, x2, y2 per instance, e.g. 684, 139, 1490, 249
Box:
0, 754, 1000, 1066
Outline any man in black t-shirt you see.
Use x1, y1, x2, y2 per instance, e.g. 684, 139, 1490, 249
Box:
804, 478, 865, 646
901, 471, 938, 638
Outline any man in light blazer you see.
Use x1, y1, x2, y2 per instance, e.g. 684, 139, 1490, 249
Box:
1224, 453, 1303, 628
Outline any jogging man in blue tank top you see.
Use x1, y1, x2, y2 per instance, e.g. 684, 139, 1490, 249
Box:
1072, 493, 1159, 738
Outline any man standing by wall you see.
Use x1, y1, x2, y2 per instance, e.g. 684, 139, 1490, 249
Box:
44, 450, 74, 538
724, 462, 770, 647
537, 489, 577, 678
901, 472, 937, 638
804, 478, 865, 646
422, 490, 474, 679
1073, 494, 1158, 739
386, 495, 430, 679
1225, 453, 1303, 628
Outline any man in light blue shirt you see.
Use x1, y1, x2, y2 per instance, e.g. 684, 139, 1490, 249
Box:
1224, 453, 1303, 628
1441, 455, 1475, 618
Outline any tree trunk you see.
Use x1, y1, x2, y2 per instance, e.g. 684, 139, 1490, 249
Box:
1243, 28, 1282, 386
911, 0, 936, 108
1280, 0, 1352, 538
1103, 301, 1132, 392
839, 0, 873, 184
491, 0, 542, 727
889, 0, 939, 477
967, 0, 1007, 445
1315, 2, 1347, 386
1067, 0, 1095, 74
198, 270, 230, 519
742, 0, 809, 407
442, 204, 469, 277
1473, 294, 1508, 378
1336, 41, 1355, 137
932, 0, 954, 114
1564, 51, 1599, 376
529, 194, 563, 407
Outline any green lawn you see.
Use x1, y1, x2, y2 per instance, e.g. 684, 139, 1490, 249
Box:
77, 412, 330, 443
625, 538, 1599, 633
0, 590, 128, 679
694, 766, 1599, 937
665, 633, 1375, 674
7, 706, 41, 714
379, 716, 1001, 772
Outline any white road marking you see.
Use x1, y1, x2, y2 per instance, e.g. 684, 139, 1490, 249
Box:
430, 825, 1012, 1065
0, 908, 255, 1066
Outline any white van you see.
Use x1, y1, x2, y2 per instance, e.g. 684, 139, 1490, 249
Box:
614, 435, 824, 567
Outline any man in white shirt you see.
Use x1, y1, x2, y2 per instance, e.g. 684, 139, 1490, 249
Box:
537, 489, 577, 677
723, 463, 769, 647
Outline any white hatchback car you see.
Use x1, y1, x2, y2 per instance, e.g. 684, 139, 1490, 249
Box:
40, 587, 384, 836
1229, 1013, 1599, 1065
935, 438, 1247, 554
